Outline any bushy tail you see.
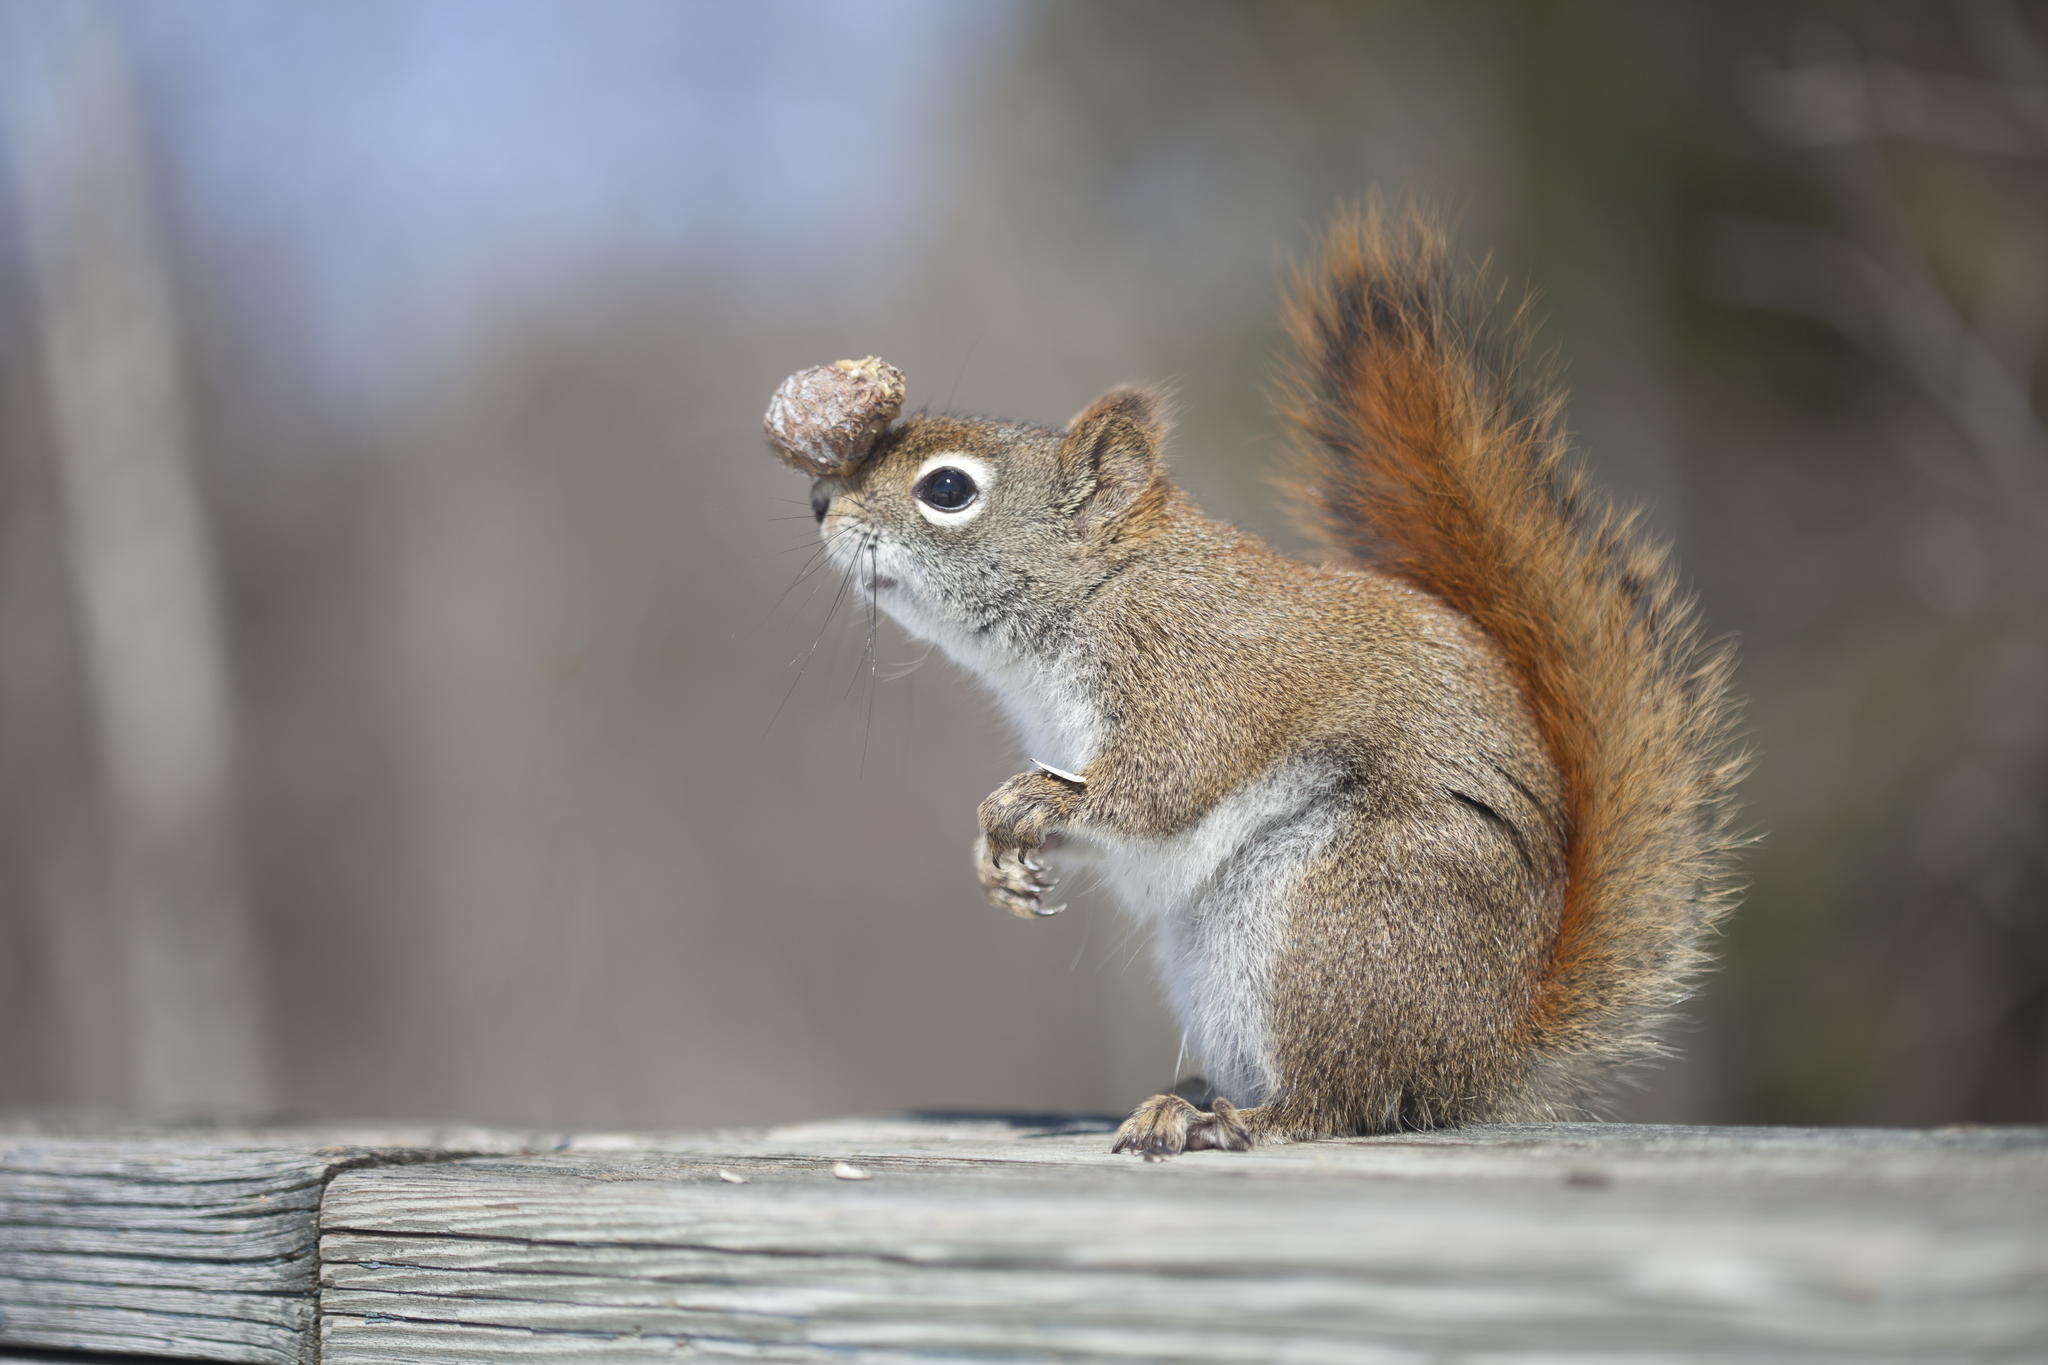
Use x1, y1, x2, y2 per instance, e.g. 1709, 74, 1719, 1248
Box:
1274, 204, 1747, 1089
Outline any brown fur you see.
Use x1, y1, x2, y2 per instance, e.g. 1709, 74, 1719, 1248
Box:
1272, 204, 1748, 1101
794, 205, 1744, 1153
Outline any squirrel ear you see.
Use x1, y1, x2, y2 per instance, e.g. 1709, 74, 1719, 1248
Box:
1059, 387, 1170, 533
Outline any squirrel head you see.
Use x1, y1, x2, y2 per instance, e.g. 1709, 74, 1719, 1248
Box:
768, 363, 1173, 660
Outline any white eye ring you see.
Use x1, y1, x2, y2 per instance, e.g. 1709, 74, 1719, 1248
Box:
913, 453, 991, 526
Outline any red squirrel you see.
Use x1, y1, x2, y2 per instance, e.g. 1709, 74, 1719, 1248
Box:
762, 206, 1746, 1154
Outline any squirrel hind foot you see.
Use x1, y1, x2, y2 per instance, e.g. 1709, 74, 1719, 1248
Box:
1110, 1094, 1254, 1157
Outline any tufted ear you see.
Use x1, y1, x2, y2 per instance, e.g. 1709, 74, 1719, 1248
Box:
1058, 387, 1171, 534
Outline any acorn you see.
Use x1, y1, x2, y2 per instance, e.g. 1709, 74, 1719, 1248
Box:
762, 356, 906, 478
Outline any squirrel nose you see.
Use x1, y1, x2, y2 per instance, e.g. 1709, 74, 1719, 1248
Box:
810, 482, 833, 525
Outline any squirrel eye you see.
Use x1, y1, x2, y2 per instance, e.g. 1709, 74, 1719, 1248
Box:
914, 465, 979, 513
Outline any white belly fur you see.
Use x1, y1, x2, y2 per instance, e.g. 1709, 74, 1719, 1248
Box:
1089, 761, 1343, 1105
915, 611, 1333, 1106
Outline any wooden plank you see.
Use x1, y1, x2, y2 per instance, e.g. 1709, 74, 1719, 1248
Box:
318, 1116, 2048, 1363
7, 1116, 2044, 1361
0, 1124, 551, 1364
0, 1141, 329, 1363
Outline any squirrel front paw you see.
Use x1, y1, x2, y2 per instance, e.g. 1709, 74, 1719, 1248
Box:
973, 831, 1058, 918
974, 770, 1078, 919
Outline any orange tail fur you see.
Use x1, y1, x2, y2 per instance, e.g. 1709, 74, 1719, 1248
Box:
1275, 203, 1747, 1089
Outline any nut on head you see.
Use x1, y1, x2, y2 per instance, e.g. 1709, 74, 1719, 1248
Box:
763, 356, 907, 478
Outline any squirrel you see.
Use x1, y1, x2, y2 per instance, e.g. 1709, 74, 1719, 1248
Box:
762, 205, 1745, 1155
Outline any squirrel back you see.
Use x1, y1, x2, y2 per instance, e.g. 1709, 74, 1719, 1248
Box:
1274, 204, 1747, 1092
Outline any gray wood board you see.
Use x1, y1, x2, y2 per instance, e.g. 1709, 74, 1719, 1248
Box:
0, 1123, 554, 1364
318, 1116, 2048, 1364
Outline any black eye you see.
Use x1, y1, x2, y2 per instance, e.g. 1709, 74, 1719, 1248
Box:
914, 465, 979, 512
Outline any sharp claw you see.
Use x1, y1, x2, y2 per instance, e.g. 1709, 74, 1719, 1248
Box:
994, 889, 1043, 919
979, 834, 1059, 917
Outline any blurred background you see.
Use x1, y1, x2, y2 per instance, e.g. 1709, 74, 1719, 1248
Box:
1, 0, 2043, 1131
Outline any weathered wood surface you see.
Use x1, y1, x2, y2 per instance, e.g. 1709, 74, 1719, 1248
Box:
4, 1116, 2046, 1363
316, 1116, 2048, 1363
0, 1122, 552, 1363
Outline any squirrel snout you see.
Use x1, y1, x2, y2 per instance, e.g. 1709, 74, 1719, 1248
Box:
810, 481, 833, 525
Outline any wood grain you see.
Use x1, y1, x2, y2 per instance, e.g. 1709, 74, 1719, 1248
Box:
0, 1122, 550, 1363
318, 1116, 2048, 1363
0, 1140, 330, 1363
4, 1116, 2043, 1362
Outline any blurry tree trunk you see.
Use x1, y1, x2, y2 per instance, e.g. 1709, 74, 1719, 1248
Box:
3, 6, 274, 1112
